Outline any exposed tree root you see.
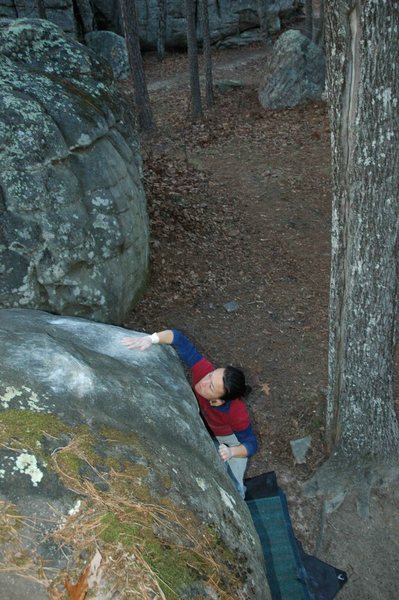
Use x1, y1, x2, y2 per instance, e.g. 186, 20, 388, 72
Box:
303, 450, 399, 518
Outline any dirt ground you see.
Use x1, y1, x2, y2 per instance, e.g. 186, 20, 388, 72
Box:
124, 39, 399, 600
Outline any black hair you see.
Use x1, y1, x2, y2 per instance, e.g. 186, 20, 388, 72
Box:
221, 366, 252, 402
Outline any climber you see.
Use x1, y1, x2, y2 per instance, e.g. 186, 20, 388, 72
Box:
121, 329, 257, 499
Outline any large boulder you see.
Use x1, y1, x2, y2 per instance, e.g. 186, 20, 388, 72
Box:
85, 30, 129, 81
259, 29, 325, 109
0, 19, 149, 324
0, 308, 270, 599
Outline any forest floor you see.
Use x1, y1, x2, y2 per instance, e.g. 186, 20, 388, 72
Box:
124, 36, 399, 600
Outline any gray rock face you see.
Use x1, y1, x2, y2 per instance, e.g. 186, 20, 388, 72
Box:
0, 19, 149, 325
258, 29, 325, 109
135, 0, 302, 49
0, 309, 270, 599
0, 0, 301, 47
85, 30, 129, 81
0, 0, 94, 38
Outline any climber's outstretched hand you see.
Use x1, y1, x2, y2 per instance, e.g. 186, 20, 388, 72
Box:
121, 336, 153, 351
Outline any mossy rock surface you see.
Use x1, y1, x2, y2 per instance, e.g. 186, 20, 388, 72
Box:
0, 18, 149, 324
0, 308, 270, 599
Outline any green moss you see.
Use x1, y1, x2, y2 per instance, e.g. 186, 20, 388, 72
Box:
56, 452, 83, 479
0, 504, 21, 543
0, 410, 68, 454
143, 541, 196, 597
98, 511, 198, 598
99, 512, 140, 545
98, 425, 142, 448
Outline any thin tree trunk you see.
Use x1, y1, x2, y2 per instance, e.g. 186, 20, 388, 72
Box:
257, 0, 270, 46
120, 0, 154, 131
200, 0, 214, 108
313, 0, 325, 46
185, 0, 202, 119
157, 0, 167, 61
37, 0, 47, 19
304, 0, 313, 39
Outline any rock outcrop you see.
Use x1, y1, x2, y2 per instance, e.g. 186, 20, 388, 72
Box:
0, 19, 149, 324
259, 29, 325, 109
0, 0, 302, 47
0, 309, 271, 599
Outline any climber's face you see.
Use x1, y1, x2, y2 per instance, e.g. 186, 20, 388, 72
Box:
195, 368, 226, 405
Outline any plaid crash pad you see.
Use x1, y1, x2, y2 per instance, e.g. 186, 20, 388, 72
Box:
245, 472, 347, 600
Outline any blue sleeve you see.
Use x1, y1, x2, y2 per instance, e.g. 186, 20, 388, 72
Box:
235, 425, 257, 458
171, 329, 203, 368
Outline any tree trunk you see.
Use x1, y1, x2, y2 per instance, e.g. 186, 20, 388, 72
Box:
257, 0, 270, 46
157, 0, 167, 61
37, 0, 47, 19
200, 0, 214, 108
119, 0, 154, 131
305, 1, 399, 512
313, 0, 325, 47
185, 0, 202, 119
304, 0, 313, 39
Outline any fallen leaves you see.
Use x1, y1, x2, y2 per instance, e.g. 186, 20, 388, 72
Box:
64, 550, 103, 600
260, 382, 271, 396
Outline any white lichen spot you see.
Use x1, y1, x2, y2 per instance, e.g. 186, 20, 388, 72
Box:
0, 469, 5, 479
68, 500, 82, 516
219, 487, 236, 510
93, 214, 109, 230
14, 453, 43, 487
21, 387, 47, 412
1, 386, 23, 408
76, 133, 92, 146
92, 196, 110, 207
195, 478, 207, 491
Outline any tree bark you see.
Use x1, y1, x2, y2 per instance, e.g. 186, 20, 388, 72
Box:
157, 0, 167, 61
120, 0, 154, 131
37, 0, 47, 19
185, 0, 202, 119
304, 0, 313, 40
200, 0, 214, 108
305, 1, 399, 510
313, 0, 325, 47
257, 0, 270, 46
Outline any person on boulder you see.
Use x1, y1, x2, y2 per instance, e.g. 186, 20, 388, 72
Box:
122, 329, 257, 499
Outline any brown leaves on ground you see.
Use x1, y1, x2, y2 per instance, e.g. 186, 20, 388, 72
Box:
260, 382, 271, 396
64, 564, 90, 600
62, 550, 102, 600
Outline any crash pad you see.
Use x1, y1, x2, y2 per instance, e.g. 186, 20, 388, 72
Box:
245, 472, 347, 600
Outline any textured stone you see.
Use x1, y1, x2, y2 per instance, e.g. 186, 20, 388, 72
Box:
259, 29, 325, 109
0, 19, 149, 324
0, 308, 270, 599
0, 0, 302, 47
85, 30, 129, 81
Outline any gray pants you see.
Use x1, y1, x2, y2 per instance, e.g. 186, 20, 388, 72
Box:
216, 433, 247, 499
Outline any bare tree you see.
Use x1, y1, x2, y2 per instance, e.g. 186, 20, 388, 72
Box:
305, 1, 399, 515
36, 0, 47, 19
120, 0, 154, 131
185, 0, 202, 118
257, 0, 270, 46
157, 0, 167, 61
313, 0, 325, 47
200, 0, 214, 108
304, 0, 313, 39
